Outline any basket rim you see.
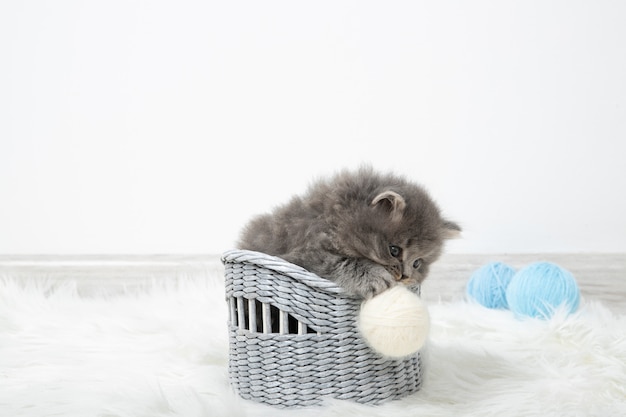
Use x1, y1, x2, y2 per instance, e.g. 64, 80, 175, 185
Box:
222, 249, 350, 296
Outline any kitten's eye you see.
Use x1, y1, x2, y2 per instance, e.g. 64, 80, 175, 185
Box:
413, 258, 423, 270
389, 245, 401, 258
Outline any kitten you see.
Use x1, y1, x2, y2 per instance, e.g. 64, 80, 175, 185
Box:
238, 167, 460, 299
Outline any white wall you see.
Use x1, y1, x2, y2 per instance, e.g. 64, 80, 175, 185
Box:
2, 1, 625, 254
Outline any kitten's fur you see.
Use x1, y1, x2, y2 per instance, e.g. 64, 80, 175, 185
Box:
238, 167, 460, 299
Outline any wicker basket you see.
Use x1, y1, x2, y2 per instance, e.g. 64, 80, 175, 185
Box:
222, 249, 423, 407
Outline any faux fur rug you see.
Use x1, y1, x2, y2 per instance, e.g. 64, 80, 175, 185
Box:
1, 275, 625, 417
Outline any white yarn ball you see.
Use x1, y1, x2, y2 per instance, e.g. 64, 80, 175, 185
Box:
357, 285, 430, 359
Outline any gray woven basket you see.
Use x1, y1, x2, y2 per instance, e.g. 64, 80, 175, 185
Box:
222, 249, 423, 407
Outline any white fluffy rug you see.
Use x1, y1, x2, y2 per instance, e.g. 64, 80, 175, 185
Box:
1, 274, 625, 417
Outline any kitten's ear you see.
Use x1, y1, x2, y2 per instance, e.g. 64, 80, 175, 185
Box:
371, 190, 406, 222
442, 220, 462, 239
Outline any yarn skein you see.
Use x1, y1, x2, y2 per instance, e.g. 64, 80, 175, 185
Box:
505, 262, 580, 319
466, 262, 516, 309
358, 285, 430, 359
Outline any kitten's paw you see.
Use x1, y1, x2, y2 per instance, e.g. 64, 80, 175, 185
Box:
332, 259, 397, 299
361, 280, 396, 299
354, 265, 397, 299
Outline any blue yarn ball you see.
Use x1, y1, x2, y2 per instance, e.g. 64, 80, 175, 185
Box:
505, 262, 580, 319
466, 262, 516, 309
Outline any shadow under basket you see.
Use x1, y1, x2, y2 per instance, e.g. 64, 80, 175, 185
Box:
222, 249, 424, 408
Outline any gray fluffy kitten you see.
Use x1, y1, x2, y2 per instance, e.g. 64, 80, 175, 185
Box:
238, 167, 460, 299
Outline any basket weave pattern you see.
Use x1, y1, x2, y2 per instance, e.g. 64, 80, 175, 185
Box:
222, 249, 423, 407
